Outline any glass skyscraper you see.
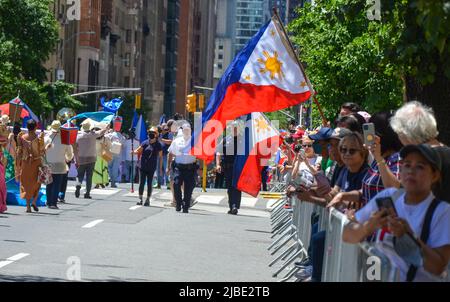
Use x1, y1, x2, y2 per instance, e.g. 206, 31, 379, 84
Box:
233, 0, 270, 56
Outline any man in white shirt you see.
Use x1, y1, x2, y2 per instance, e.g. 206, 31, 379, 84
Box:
167, 123, 198, 213
106, 127, 126, 187
123, 134, 139, 183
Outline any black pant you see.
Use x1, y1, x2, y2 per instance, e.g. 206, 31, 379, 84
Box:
46, 174, 64, 206
224, 163, 242, 210
77, 163, 95, 194
139, 167, 157, 198
60, 171, 69, 200
173, 164, 196, 211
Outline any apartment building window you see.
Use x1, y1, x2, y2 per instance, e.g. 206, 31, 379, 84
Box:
126, 30, 132, 43
219, 44, 223, 50
218, 54, 223, 60
125, 53, 131, 67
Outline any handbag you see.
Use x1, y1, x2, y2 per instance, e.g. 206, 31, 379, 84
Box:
38, 133, 57, 185
38, 163, 53, 185
101, 139, 113, 162
110, 141, 122, 155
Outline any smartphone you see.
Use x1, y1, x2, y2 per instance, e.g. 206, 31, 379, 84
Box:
363, 123, 376, 147
376, 197, 397, 217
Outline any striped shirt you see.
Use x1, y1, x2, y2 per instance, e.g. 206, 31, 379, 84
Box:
361, 152, 400, 206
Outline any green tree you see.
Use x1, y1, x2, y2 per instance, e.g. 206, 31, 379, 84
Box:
0, 0, 61, 116
289, 0, 403, 124
288, 0, 450, 144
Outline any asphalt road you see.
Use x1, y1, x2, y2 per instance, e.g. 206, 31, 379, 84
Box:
0, 182, 274, 282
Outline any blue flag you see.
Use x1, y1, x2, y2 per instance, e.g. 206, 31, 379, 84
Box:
135, 115, 148, 143
132, 110, 139, 129
101, 97, 123, 114
159, 114, 166, 125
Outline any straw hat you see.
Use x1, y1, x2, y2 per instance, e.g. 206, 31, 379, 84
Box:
0, 114, 10, 126
81, 120, 92, 132
50, 120, 61, 132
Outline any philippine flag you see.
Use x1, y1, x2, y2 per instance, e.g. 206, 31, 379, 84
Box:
233, 112, 282, 197
191, 16, 312, 163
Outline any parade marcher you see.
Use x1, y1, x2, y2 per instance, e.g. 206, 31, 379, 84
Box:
216, 123, 243, 215
167, 122, 198, 213
106, 125, 126, 188
133, 126, 163, 206
158, 123, 172, 189
123, 132, 139, 183
0, 115, 10, 213
44, 121, 74, 209
93, 130, 111, 189
74, 120, 109, 199
15, 120, 45, 213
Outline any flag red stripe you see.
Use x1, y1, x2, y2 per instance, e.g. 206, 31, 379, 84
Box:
236, 135, 281, 197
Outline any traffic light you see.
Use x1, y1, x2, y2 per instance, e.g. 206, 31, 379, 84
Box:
198, 94, 205, 111
135, 93, 142, 109
186, 93, 197, 113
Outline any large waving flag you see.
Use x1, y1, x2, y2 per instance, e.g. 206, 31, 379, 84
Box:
233, 113, 282, 197
191, 16, 312, 163
69, 112, 115, 124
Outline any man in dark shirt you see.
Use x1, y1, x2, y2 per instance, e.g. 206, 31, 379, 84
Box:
216, 126, 242, 215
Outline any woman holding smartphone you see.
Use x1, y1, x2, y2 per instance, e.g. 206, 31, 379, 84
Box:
343, 144, 450, 281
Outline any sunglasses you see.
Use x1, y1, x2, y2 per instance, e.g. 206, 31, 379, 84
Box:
302, 144, 312, 148
339, 147, 361, 155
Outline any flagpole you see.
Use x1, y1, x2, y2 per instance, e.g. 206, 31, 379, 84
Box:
271, 9, 328, 126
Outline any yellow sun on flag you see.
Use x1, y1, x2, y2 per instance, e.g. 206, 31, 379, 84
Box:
254, 116, 269, 133
258, 50, 284, 80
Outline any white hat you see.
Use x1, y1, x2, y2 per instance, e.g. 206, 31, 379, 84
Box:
50, 120, 61, 132
0, 114, 10, 126
81, 120, 92, 131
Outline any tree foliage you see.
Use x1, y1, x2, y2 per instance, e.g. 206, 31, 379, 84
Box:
288, 0, 450, 142
0, 0, 79, 117
288, 0, 404, 122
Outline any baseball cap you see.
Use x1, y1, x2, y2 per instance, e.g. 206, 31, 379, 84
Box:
400, 144, 442, 171
329, 127, 352, 140
309, 127, 333, 141
292, 129, 305, 139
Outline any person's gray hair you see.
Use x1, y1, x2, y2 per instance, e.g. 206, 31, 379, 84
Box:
390, 101, 439, 144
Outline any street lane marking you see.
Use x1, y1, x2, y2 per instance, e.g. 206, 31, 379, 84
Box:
158, 192, 174, 200
66, 186, 120, 196
0, 261, 14, 269
240, 197, 259, 208
129, 205, 142, 211
195, 195, 223, 205
0, 253, 30, 269
82, 219, 104, 228
7, 253, 30, 261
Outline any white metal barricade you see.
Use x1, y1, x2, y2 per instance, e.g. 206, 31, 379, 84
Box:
321, 208, 360, 282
